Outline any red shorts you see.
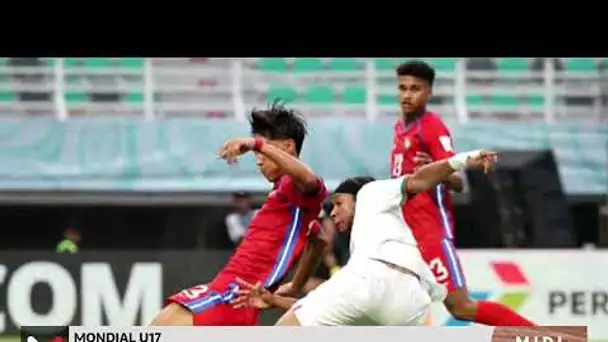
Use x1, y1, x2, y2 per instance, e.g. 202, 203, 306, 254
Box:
167, 282, 260, 326
419, 239, 467, 293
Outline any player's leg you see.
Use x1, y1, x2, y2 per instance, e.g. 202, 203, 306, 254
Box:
151, 303, 193, 326
423, 240, 535, 326
275, 307, 303, 326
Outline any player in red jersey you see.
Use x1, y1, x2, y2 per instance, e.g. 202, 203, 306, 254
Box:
390, 60, 535, 326
151, 102, 328, 326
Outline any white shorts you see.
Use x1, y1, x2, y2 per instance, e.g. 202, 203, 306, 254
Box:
293, 258, 432, 326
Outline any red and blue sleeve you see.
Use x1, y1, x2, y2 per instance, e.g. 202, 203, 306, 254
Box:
277, 176, 328, 209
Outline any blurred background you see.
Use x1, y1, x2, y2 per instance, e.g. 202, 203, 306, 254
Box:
0, 57, 606, 339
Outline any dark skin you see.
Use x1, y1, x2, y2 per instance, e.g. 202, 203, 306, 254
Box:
398, 75, 463, 193
398, 74, 478, 321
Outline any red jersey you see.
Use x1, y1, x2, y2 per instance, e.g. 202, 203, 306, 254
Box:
390, 110, 456, 243
211, 175, 327, 291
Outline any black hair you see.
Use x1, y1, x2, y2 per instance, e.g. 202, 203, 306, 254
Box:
396, 60, 435, 87
249, 99, 308, 155
334, 176, 376, 197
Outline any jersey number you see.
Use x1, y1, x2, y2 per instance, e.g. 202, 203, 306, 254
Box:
180, 284, 209, 300
392, 153, 404, 178
429, 258, 450, 283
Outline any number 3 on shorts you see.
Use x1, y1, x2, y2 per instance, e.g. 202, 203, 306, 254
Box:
429, 258, 450, 283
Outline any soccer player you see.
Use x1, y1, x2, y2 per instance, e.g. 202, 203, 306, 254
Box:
390, 60, 535, 326
151, 102, 328, 326
231, 150, 499, 326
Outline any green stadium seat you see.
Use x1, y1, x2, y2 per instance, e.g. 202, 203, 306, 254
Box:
526, 95, 545, 107
293, 58, 322, 72
466, 95, 484, 106
342, 86, 366, 104
0, 91, 16, 102
258, 58, 288, 72
565, 58, 597, 72
83, 58, 112, 68
119, 58, 144, 69
497, 58, 530, 71
124, 92, 144, 103
304, 85, 333, 103
428, 58, 457, 71
65, 91, 87, 103
377, 93, 397, 105
64, 58, 81, 69
328, 58, 360, 71
375, 58, 396, 71
489, 95, 520, 107
266, 86, 297, 103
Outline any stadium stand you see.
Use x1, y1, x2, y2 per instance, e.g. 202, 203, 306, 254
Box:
0, 57, 604, 120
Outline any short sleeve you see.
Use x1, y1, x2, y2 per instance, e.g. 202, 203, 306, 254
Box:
277, 175, 328, 209
356, 176, 409, 213
423, 119, 456, 161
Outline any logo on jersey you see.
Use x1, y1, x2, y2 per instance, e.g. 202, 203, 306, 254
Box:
403, 137, 411, 150
439, 136, 453, 152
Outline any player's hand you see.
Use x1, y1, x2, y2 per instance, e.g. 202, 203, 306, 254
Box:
217, 138, 255, 165
465, 150, 498, 174
274, 281, 298, 297
230, 277, 273, 309
413, 151, 433, 170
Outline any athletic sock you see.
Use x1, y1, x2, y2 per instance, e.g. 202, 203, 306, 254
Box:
474, 301, 536, 326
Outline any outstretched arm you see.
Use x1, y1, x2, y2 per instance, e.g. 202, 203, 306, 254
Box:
413, 151, 464, 193
406, 150, 496, 195
218, 137, 319, 192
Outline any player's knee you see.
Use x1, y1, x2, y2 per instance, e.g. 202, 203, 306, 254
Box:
276, 309, 302, 326
151, 303, 193, 326
445, 298, 477, 321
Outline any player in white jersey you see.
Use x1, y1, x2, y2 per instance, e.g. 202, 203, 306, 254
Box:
231, 150, 498, 326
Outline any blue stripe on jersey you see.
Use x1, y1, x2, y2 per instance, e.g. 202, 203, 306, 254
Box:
264, 206, 303, 287
435, 184, 454, 239
441, 239, 465, 288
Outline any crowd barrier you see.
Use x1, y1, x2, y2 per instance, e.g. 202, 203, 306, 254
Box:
0, 250, 606, 339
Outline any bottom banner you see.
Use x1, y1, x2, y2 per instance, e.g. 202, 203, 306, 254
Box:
60, 326, 587, 342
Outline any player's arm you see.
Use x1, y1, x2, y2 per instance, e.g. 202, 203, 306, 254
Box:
231, 278, 299, 311
414, 151, 464, 193
407, 150, 496, 196
276, 220, 329, 296
422, 120, 464, 193
362, 150, 497, 212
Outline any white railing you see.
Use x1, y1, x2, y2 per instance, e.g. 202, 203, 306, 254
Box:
0, 58, 604, 122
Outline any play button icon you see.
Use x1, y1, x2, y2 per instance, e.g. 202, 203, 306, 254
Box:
20, 326, 68, 342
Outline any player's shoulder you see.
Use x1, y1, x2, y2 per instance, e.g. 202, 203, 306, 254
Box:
421, 111, 451, 132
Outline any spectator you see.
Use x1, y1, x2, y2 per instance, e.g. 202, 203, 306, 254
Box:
224, 192, 257, 246
56, 227, 81, 254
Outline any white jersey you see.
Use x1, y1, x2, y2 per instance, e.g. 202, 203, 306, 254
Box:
348, 175, 445, 301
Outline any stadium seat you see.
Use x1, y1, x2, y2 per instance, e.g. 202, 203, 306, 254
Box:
258, 58, 288, 72
83, 58, 112, 68
119, 58, 144, 69
496, 58, 530, 71
565, 58, 597, 72
293, 58, 322, 72
43, 58, 55, 67
377, 94, 397, 105
64, 58, 81, 69
466, 94, 484, 106
342, 86, 366, 104
0, 91, 16, 102
526, 95, 545, 107
65, 91, 87, 103
375, 58, 397, 71
124, 92, 144, 103
428, 58, 457, 71
328, 58, 360, 71
489, 95, 520, 107
304, 85, 334, 103
266, 86, 297, 103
